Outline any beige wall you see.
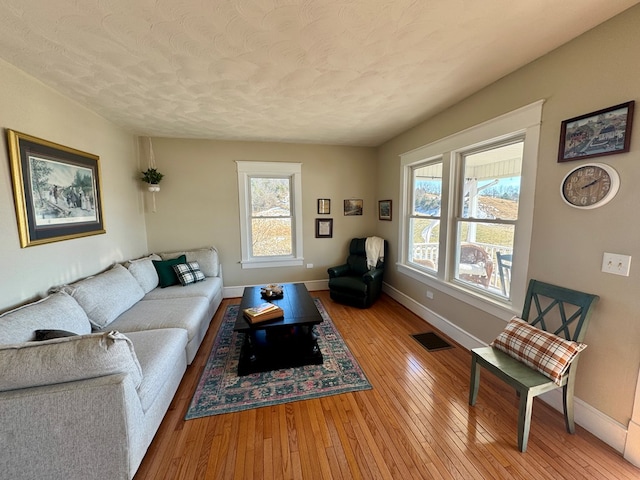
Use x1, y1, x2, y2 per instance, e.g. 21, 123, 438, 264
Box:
378, 6, 640, 426
1, 1, 638, 437
143, 137, 377, 288
0, 59, 148, 311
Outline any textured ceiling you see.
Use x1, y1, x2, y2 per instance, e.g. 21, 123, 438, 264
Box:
0, 0, 637, 146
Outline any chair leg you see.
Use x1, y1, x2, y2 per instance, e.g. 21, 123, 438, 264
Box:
469, 354, 480, 406
517, 389, 534, 452
563, 382, 576, 434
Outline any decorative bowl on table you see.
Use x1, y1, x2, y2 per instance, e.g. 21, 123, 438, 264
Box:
261, 284, 284, 299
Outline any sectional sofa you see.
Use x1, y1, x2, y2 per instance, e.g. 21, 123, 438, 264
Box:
0, 246, 223, 480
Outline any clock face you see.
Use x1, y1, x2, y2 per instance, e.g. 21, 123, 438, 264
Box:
560, 163, 620, 209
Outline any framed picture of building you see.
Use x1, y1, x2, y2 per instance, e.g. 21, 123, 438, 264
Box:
558, 101, 634, 162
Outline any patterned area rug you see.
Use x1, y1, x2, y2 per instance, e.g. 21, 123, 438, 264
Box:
185, 299, 371, 419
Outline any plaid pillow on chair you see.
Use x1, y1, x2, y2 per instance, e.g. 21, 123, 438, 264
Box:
172, 261, 205, 286
491, 316, 587, 385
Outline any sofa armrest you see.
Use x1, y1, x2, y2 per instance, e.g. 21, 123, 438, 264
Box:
0, 331, 143, 392
0, 373, 145, 480
328, 264, 350, 278
363, 267, 384, 284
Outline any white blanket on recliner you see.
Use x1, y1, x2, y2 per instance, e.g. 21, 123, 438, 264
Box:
365, 236, 384, 270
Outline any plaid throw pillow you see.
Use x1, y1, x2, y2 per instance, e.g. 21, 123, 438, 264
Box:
172, 261, 205, 286
491, 317, 587, 385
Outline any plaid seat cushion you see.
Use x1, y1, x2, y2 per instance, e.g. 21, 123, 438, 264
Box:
172, 261, 205, 286
491, 317, 587, 385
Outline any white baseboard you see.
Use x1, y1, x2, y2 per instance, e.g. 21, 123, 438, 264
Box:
382, 283, 486, 350
539, 389, 628, 453
382, 283, 629, 454
624, 421, 640, 466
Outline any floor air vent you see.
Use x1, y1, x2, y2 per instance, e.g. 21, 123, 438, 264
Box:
411, 332, 453, 352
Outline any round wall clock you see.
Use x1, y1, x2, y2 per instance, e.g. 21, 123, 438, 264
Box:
560, 162, 620, 209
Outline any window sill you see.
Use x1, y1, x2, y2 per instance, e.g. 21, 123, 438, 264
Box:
241, 258, 304, 269
397, 263, 516, 321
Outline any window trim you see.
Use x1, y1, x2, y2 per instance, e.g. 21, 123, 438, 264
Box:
236, 161, 303, 269
398, 101, 543, 319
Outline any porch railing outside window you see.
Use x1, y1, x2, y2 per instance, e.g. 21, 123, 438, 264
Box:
410, 242, 514, 295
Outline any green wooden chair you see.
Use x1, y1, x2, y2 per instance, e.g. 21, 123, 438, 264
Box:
496, 252, 512, 296
468, 279, 599, 452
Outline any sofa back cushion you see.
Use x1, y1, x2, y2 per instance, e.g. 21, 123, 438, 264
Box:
125, 254, 161, 293
0, 331, 143, 392
160, 246, 220, 277
67, 264, 145, 329
0, 292, 92, 345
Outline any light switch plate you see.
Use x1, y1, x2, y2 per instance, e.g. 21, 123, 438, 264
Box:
602, 252, 631, 276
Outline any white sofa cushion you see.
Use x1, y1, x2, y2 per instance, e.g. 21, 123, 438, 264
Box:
105, 297, 209, 344
125, 254, 161, 293
0, 292, 91, 345
143, 276, 221, 302
125, 328, 188, 412
68, 264, 145, 329
160, 246, 219, 277
0, 331, 143, 392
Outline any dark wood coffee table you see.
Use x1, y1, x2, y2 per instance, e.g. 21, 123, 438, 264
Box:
234, 283, 324, 376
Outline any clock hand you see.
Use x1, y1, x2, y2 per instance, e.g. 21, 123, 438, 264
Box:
581, 179, 599, 189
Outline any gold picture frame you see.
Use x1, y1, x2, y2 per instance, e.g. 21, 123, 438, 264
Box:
6, 129, 105, 247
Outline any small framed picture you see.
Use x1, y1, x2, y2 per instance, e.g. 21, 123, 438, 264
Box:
317, 198, 330, 214
558, 101, 634, 162
378, 200, 392, 221
315, 218, 333, 238
343, 199, 363, 216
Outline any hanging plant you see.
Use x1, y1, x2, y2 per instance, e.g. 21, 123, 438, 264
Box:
141, 168, 164, 185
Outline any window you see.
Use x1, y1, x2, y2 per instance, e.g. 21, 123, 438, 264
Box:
236, 161, 303, 268
408, 160, 443, 272
399, 101, 543, 316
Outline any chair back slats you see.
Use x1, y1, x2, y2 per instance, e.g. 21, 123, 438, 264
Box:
521, 280, 599, 342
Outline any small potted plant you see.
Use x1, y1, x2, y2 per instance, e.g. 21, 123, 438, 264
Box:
141, 168, 164, 192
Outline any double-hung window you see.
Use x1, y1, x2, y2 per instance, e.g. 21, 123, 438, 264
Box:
399, 101, 543, 315
236, 161, 303, 269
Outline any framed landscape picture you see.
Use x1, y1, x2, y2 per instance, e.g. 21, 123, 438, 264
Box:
558, 101, 634, 162
378, 199, 392, 220
6, 129, 105, 247
343, 199, 363, 216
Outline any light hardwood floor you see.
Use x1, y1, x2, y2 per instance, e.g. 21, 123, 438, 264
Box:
134, 291, 640, 479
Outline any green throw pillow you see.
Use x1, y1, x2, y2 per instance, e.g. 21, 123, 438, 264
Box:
152, 255, 187, 288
